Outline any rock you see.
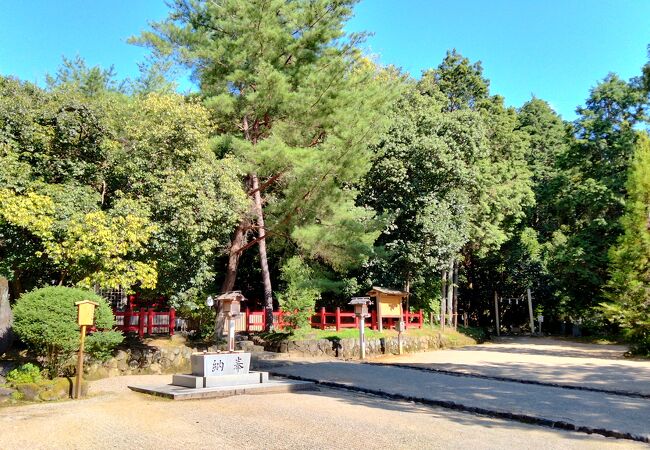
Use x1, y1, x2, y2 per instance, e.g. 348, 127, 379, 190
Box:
117, 359, 129, 372
16, 383, 40, 401
115, 350, 129, 361
129, 359, 139, 370
51, 378, 71, 399
86, 367, 109, 381
159, 358, 172, 371
0, 386, 16, 397
107, 368, 121, 378
149, 363, 162, 374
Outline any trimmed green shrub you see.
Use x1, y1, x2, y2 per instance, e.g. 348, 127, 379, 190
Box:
85, 330, 124, 361
6, 363, 42, 385
12, 286, 123, 376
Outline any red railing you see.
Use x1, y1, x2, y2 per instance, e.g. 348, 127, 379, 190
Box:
113, 307, 176, 338
239, 307, 424, 332
116, 307, 424, 337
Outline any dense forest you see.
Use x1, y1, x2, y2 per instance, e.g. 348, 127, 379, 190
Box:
1, 0, 649, 353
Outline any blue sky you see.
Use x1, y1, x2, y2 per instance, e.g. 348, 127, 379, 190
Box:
1, 0, 648, 120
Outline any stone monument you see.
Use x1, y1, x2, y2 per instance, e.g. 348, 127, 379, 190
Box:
171, 291, 270, 390
129, 291, 313, 399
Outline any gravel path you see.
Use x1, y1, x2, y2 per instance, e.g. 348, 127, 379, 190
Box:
256, 358, 650, 442
375, 337, 650, 395
0, 374, 643, 450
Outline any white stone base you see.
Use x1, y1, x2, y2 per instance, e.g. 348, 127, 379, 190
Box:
172, 371, 269, 388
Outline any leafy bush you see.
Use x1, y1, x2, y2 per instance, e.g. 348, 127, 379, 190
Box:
85, 330, 124, 361
12, 286, 123, 376
6, 363, 42, 385
277, 257, 320, 330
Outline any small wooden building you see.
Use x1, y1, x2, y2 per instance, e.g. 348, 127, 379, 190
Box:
367, 286, 408, 332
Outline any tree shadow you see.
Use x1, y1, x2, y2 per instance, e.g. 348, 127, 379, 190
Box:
253, 359, 650, 442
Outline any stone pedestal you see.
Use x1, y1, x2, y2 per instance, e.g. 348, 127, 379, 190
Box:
172, 352, 269, 389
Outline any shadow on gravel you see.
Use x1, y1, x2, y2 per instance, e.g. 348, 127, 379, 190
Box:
384, 361, 650, 396
289, 385, 636, 445
255, 359, 650, 443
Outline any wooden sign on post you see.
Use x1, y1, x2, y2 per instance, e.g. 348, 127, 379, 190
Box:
74, 301, 98, 399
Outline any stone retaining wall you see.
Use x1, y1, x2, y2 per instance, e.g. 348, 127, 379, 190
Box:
263, 332, 475, 359
84, 339, 223, 380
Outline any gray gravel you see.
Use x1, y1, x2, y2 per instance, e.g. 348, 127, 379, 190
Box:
0, 374, 643, 449
376, 337, 650, 396
254, 356, 650, 442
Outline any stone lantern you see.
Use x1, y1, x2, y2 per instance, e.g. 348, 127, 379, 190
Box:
349, 297, 372, 359
216, 291, 246, 352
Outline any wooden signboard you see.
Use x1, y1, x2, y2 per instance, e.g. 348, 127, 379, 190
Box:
378, 296, 402, 318
367, 287, 407, 332
76, 301, 98, 326
74, 300, 98, 399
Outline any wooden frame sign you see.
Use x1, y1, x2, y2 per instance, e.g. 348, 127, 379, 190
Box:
76, 300, 98, 327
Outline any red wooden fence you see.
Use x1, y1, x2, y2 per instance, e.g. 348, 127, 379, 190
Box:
113, 306, 423, 337
113, 307, 176, 338
241, 307, 424, 332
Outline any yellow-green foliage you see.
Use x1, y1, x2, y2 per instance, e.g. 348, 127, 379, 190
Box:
44, 211, 157, 290
0, 189, 54, 238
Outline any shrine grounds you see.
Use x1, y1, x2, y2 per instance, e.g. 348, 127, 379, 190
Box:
1, 338, 649, 449
0, 373, 644, 450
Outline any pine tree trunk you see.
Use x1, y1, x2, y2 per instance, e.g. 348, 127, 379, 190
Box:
0, 276, 13, 355
251, 174, 274, 331
216, 222, 247, 339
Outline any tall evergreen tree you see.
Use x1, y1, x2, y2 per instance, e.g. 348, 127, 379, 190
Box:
603, 134, 650, 354
133, 0, 395, 330
546, 74, 647, 314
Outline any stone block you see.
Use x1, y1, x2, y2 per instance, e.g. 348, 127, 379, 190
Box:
172, 374, 203, 389
204, 371, 267, 388
191, 352, 251, 377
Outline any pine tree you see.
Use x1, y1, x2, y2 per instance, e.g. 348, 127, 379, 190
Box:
133, 0, 395, 331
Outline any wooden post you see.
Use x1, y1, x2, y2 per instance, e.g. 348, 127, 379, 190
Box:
245, 307, 250, 333
320, 307, 326, 330
359, 314, 366, 360
441, 270, 446, 331
169, 308, 176, 336
494, 291, 500, 336
75, 325, 86, 399
446, 259, 453, 328
453, 262, 459, 330
527, 288, 535, 335
147, 308, 154, 335
335, 307, 341, 331
419, 309, 424, 329
371, 310, 377, 330
377, 301, 383, 333
124, 306, 132, 333
138, 309, 145, 338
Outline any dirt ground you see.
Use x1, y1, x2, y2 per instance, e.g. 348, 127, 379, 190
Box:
0, 372, 644, 450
